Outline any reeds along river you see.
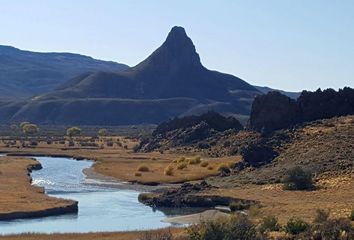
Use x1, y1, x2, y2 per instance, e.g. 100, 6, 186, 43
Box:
0, 156, 171, 234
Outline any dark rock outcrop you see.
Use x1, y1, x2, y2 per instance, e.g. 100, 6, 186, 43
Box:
250, 87, 354, 133
139, 181, 256, 209
137, 111, 243, 152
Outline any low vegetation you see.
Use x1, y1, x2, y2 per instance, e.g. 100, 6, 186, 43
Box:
164, 165, 174, 176
284, 217, 309, 235
66, 126, 82, 137
258, 216, 280, 233
137, 165, 150, 172
283, 166, 313, 190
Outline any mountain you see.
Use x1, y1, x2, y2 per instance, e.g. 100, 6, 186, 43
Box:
254, 86, 300, 99
0, 45, 128, 98
1, 26, 261, 125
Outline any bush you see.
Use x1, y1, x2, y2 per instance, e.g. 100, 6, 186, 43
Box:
303, 218, 354, 239
350, 209, 354, 221
229, 201, 247, 211
225, 214, 257, 240
187, 215, 257, 240
285, 217, 309, 235
314, 209, 330, 223
66, 127, 81, 137
200, 161, 209, 167
258, 216, 280, 233
22, 124, 39, 135
189, 156, 201, 165
187, 217, 228, 240
207, 165, 214, 170
135, 172, 142, 177
137, 165, 150, 172
217, 164, 230, 174
283, 166, 313, 190
177, 162, 187, 170
164, 165, 174, 176
140, 229, 173, 240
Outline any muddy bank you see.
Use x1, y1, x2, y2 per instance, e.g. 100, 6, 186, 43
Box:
0, 203, 78, 221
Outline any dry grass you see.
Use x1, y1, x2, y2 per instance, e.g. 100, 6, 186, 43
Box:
0, 138, 238, 184
0, 228, 183, 240
204, 174, 354, 224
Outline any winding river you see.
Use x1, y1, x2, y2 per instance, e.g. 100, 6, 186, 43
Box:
0, 156, 177, 234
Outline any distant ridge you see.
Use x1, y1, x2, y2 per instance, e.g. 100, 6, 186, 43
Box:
0, 26, 260, 125
0, 45, 128, 97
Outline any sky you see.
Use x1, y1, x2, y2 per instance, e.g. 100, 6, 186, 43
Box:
0, 0, 353, 92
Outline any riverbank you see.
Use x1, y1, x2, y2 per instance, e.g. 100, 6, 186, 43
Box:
0, 156, 78, 221
0, 138, 237, 184
0, 228, 183, 240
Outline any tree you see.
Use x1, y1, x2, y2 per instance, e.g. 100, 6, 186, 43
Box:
98, 128, 108, 136
20, 121, 30, 130
22, 124, 39, 135
66, 127, 82, 137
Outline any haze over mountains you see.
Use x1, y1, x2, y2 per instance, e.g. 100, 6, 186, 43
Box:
0, 45, 128, 98
0, 26, 303, 125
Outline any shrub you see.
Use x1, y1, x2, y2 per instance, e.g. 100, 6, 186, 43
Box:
187, 217, 228, 240
285, 217, 309, 235
29, 141, 38, 147
164, 165, 174, 176
314, 209, 330, 223
66, 127, 81, 137
217, 164, 230, 174
258, 216, 280, 233
229, 201, 247, 211
135, 172, 142, 177
200, 161, 209, 167
207, 165, 214, 170
177, 157, 186, 163
22, 124, 39, 135
177, 162, 187, 170
137, 165, 150, 172
304, 218, 354, 239
189, 156, 201, 165
106, 141, 114, 147
228, 162, 237, 169
350, 209, 354, 221
140, 229, 173, 240
187, 215, 257, 240
283, 166, 313, 190
98, 128, 107, 136
225, 214, 257, 240
68, 141, 75, 147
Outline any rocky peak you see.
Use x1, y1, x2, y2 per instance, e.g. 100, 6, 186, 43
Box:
134, 26, 202, 72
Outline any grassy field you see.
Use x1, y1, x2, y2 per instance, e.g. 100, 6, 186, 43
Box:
0, 228, 184, 240
0, 137, 237, 184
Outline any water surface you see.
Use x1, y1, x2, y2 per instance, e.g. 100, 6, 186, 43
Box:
0, 156, 173, 234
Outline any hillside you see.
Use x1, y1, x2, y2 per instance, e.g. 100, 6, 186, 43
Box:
2, 26, 260, 125
0, 45, 128, 98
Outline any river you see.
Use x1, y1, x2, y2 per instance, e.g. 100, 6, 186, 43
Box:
0, 156, 178, 234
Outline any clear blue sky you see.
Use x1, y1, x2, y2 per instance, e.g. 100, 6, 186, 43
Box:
0, 0, 353, 91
